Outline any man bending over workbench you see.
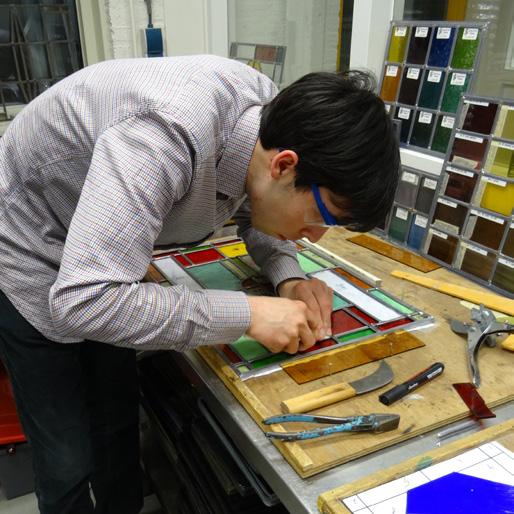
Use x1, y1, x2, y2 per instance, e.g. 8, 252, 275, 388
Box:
0, 55, 399, 513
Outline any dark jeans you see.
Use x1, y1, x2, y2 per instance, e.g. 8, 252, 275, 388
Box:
0, 290, 143, 514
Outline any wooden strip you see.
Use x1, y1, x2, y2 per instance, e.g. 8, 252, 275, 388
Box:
348, 234, 440, 273
391, 270, 514, 316
196, 347, 314, 473
318, 419, 514, 514
502, 334, 514, 352
144, 263, 166, 283
282, 331, 425, 384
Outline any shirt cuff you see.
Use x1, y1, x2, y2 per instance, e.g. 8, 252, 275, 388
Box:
262, 254, 307, 290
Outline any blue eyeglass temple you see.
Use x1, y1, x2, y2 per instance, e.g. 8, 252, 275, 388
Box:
311, 183, 338, 226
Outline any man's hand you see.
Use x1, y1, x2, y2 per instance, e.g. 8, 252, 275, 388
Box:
246, 296, 317, 354
277, 278, 333, 341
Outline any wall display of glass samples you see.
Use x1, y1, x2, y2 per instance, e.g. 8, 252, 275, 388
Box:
380, 21, 487, 156
149, 237, 433, 380
385, 166, 439, 252
424, 96, 514, 297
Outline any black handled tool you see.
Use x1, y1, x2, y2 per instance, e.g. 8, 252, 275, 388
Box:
379, 362, 444, 406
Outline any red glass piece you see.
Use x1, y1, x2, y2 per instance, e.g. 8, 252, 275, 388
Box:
186, 248, 224, 265
333, 268, 371, 289
219, 345, 242, 364
348, 306, 377, 324
378, 318, 412, 331
173, 254, 191, 267
299, 339, 336, 354
453, 383, 496, 419
0, 362, 26, 445
331, 310, 364, 334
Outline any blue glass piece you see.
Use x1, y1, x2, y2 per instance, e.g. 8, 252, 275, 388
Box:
407, 218, 426, 250
407, 472, 514, 514
427, 28, 455, 67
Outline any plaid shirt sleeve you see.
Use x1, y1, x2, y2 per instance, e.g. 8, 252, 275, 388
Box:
49, 112, 251, 350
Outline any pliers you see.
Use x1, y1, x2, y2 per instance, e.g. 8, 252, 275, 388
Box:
262, 413, 400, 442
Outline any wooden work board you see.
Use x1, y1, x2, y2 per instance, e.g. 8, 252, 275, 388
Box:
197, 229, 514, 478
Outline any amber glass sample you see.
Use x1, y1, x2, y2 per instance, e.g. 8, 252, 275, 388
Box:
449, 135, 487, 171
415, 177, 438, 214
503, 225, 514, 258
397, 67, 422, 105
395, 171, 420, 207
427, 27, 455, 67
387, 26, 410, 62
418, 70, 445, 110
380, 65, 402, 102
492, 260, 514, 294
431, 115, 455, 154
451, 27, 480, 70
426, 230, 458, 264
394, 106, 413, 143
388, 206, 411, 242
465, 212, 505, 250
484, 143, 514, 178
459, 246, 495, 281
441, 73, 470, 113
406, 26, 432, 64
461, 102, 499, 135
410, 111, 435, 148
432, 200, 468, 234
443, 169, 478, 203
494, 106, 514, 140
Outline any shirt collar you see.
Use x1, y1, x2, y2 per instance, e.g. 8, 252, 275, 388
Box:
216, 105, 261, 199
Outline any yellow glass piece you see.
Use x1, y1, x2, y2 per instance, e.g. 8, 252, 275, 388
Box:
494, 107, 514, 141
218, 242, 248, 258
480, 181, 514, 216
486, 146, 514, 178
387, 26, 410, 62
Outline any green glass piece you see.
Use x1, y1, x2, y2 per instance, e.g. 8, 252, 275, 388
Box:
302, 250, 334, 268
297, 253, 324, 273
251, 353, 290, 369
188, 262, 241, 290
431, 118, 453, 154
231, 335, 269, 361
336, 328, 374, 343
182, 245, 211, 253
231, 257, 258, 277
451, 27, 480, 70
369, 290, 414, 314
388, 209, 411, 242
333, 294, 349, 310
236, 365, 250, 373
418, 71, 445, 110
441, 74, 470, 113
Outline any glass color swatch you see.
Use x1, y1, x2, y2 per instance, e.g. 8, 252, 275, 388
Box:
379, 21, 486, 156
152, 237, 433, 380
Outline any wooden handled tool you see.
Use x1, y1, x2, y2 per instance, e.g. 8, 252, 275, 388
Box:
280, 360, 393, 413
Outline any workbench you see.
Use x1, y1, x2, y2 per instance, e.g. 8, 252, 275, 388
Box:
142, 228, 514, 514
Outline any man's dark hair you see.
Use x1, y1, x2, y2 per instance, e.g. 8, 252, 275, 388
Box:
259, 70, 400, 232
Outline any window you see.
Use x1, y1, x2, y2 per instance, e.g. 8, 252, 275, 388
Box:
0, 0, 83, 121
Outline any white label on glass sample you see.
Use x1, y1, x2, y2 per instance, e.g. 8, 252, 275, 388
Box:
466, 100, 489, 107
407, 67, 420, 80
483, 176, 507, 187
463, 28, 479, 40
395, 26, 407, 37
398, 107, 411, 120
419, 112, 433, 124
451, 73, 467, 86
441, 116, 455, 129
402, 171, 419, 185
508, 106, 514, 111
464, 243, 487, 256
415, 26, 429, 37
447, 165, 474, 177
424, 178, 438, 190
437, 27, 451, 39
471, 209, 504, 224
386, 65, 399, 77
498, 141, 514, 150
312, 270, 400, 322
385, 104, 391, 113
499, 257, 514, 269
427, 70, 442, 83
455, 132, 483, 143
438, 198, 458, 208
414, 215, 428, 228
396, 207, 409, 220
433, 229, 448, 239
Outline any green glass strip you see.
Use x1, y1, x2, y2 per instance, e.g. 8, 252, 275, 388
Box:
251, 352, 290, 369
297, 253, 324, 273
182, 245, 211, 253
302, 250, 334, 268
231, 335, 269, 361
333, 294, 349, 310
451, 27, 480, 70
369, 289, 414, 315
232, 257, 258, 277
222, 259, 248, 280
188, 262, 242, 290
336, 328, 374, 343
236, 365, 250, 373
